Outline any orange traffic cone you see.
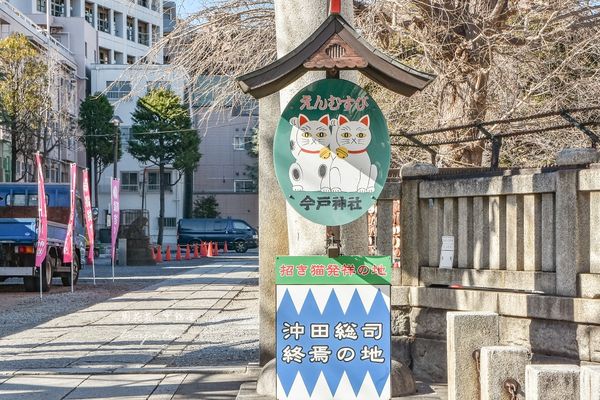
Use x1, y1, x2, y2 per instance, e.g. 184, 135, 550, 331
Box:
165, 245, 171, 261
185, 244, 191, 260
201, 242, 207, 257
193, 243, 199, 258
151, 246, 156, 261
213, 242, 219, 256
156, 245, 163, 263
223, 241, 229, 253
207, 242, 213, 257
176, 245, 182, 261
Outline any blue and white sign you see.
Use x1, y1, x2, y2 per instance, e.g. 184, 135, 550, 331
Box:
276, 284, 391, 400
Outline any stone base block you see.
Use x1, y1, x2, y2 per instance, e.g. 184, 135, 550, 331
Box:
526, 365, 580, 400
447, 311, 499, 400
411, 338, 447, 383
581, 366, 600, 400
480, 346, 530, 400
392, 335, 412, 368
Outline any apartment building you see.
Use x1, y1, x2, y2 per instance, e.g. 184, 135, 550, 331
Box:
91, 63, 187, 245
9, 0, 163, 66
192, 99, 259, 229
0, 1, 81, 182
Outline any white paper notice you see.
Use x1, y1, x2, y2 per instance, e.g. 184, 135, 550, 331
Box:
439, 236, 455, 269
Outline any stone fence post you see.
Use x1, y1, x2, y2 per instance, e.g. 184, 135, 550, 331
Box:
400, 162, 437, 286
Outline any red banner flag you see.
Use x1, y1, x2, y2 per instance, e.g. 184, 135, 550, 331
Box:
82, 169, 95, 263
35, 153, 47, 268
111, 178, 120, 263
63, 163, 77, 264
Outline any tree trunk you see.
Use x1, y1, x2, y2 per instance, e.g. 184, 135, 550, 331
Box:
158, 162, 165, 246
10, 121, 17, 182
438, 69, 489, 167
94, 159, 100, 209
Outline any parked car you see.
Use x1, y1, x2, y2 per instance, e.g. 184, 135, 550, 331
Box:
177, 218, 258, 253
0, 183, 85, 292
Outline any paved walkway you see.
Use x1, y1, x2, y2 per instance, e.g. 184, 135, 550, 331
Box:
0, 255, 259, 399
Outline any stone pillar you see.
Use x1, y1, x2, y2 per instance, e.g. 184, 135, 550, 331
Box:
581, 365, 600, 400
555, 170, 579, 296
443, 197, 458, 267
541, 193, 555, 272
66, 0, 71, 17
399, 161, 437, 285
340, 213, 368, 255
457, 197, 472, 269
525, 365, 580, 400
505, 195, 523, 271
258, 93, 288, 365
590, 192, 600, 274
473, 196, 489, 269
488, 196, 506, 270
401, 180, 419, 286
523, 194, 542, 271
428, 198, 443, 267
375, 199, 394, 257
480, 346, 530, 400
447, 311, 499, 400
274, 0, 353, 256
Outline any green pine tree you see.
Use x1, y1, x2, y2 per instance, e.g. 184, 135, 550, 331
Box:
78, 93, 120, 206
129, 88, 200, 245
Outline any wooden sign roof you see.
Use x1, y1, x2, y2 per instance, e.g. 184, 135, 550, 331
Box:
237, 14, 435, 99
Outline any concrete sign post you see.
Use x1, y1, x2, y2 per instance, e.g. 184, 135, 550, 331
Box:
274, 79, 391, 226
276, 255, 392, 399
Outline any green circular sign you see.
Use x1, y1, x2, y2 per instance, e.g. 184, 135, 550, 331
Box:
274, 79, 391, 226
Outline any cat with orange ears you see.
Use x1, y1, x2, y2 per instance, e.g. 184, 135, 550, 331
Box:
288, 114, 333, 192
330, 114, 377, 193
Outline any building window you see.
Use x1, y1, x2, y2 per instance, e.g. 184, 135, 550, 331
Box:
99, 47, 110, 64
147, 171, 172, 192
121, 172, 138, 192
98, 7, 110, 33
38, 0, 65, 16
234, 180, 254, 193
158, 217, 177, 228
127, 55, 136, 64
127, 17, 135, 41
85, 3, 94, 25
138, 21, 149, 46
106, 81, 131, 99
233, 136, 247, 151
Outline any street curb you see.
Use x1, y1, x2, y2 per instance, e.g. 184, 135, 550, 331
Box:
7, 365, 260, 376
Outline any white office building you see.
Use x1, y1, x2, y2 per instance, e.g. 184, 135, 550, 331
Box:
91, 63, 188, 245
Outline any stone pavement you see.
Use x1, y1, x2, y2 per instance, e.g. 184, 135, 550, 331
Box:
0, 254, 260, 399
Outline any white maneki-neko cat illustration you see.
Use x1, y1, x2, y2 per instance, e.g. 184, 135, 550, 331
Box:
288, 113, 378, 193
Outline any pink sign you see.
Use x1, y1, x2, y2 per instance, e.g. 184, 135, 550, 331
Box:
35, 153, 47, 268
111, 178, 120, 263
82, 170, 95, 263
63, 164, 77, 263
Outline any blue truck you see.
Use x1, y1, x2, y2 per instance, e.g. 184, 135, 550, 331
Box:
0, 183, 86, 292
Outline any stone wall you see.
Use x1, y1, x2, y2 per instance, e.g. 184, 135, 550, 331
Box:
382, 163, 600, 382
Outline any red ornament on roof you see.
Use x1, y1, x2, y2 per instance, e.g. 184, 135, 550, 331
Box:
330, 0, 341, 15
